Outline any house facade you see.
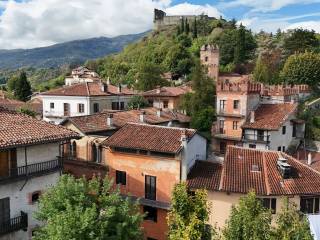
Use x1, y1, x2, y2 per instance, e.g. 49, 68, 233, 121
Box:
142, 86, 192, 110
188, 146, 320, 230
0, 107, 78, 239
65, 66, 100, 86
242, 103, 305, 151
102, 123, 207, 240
41, 82, 134, 124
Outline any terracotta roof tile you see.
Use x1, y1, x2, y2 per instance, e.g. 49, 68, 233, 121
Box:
102, 123, 196, 154
188, 161, 222, 191
142, 86, 191, 97
221, 146, 320, 195
41, 82, 133, 97
0, 107, 79, 149
63, 108, 190, 134
242, 103, 297, 130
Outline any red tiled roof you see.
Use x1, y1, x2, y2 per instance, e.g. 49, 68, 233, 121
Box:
221, 146, 320, 195
41, 82, 133, 97
0, 108, 79, 149
295, 149, 320, 172
142, 86, 192, 97
188, 161, 222, 191
102, 123, 196, 154
63, 108, 190, 134
242, 103, 297, 130
0, 98, 25, 111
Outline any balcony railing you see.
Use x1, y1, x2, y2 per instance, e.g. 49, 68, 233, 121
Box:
243, 134, 270, 143
0, 211, 28, 236
0, 158, 62, 183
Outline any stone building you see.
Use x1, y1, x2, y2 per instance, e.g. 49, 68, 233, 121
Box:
0, 107, 78, 239
200, 44, 219, 81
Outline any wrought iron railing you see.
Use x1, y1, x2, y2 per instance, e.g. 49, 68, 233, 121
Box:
0, 211, 28, 236
0, 158, 62, 183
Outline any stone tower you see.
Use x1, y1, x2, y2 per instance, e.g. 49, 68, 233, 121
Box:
200, 44, 219, 81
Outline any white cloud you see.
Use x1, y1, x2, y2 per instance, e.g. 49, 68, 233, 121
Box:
165, 2, 222, 17
220, 0, 320, 12
285, 20, 320, 32
0, 0, 222, 49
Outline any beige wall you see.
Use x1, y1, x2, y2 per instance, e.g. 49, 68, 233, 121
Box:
208, 191, 300, 231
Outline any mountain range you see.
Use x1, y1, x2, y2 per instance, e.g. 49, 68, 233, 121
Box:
0, 32, 148, 69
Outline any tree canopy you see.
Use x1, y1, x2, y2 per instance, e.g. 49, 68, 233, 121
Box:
34, 175, 143, 240
7, 71, 32, 101
284, 29, 319, 55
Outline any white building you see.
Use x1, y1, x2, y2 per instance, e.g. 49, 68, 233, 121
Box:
65, 66, 100, 86
41, 82, 134, 124
242, 103, 305, 151
0, 107, 78, 240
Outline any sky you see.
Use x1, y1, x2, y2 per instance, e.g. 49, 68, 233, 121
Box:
0, 0, 319, 49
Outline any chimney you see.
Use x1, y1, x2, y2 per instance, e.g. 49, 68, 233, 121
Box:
118, 84, 122, 93
139, 111, 145, 123
106, 77, 111, 85
307, 153, 312, 165
250, 111, 255, 123
100, 82, 107, 92
156, 86, 161, 94
157, 108, 162, 117
107, 114, 113, 127
181, 129, 188, 181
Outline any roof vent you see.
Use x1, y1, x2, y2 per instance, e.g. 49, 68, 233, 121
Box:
277, 156, 291, 179
251, 164, 260, 172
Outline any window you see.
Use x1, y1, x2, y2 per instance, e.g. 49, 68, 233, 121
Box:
219, 120, 225, 134
282, 126, 286, 134
145, 175, 156, 200
249, 144, 256, 149
92, 144, 98, 162
78, 103, 85, 113
257, 130, 264, 141
72, 141, 77, 158
120, 102, 125, 110
260, 198, 277, 214
163, 100, 169, 108
93, 103, 99, 113
31, 191, 41, 204
220, 142, 227, 154
50, 102, 54, 109
233, 121, 238, 130
112, 102, 119, 110
116, 170, 126, 185
278, 146, 282, 151
282, 146, 285, 152
144, 206, 157, 222
219, 100, 226, 110
301, 197, 320, 214
0, 197, 10, 224
233, 100, 239, 109
205, 56, 208, 62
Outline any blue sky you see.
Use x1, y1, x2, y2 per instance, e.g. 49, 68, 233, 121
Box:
0, 0, 319, 49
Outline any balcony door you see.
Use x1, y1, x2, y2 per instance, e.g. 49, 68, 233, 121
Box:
0, 151, 9, 177
0, 197, 10, 225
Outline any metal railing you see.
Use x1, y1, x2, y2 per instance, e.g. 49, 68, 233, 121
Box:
0, 211, 28, 236
243, 134, 270, 143
0, 158, 62, 183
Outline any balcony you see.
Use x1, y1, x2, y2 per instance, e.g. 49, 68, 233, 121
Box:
243, 134, 270, 143
0, 158, 62, 184
217, 108, 244, 118
0, 212, 28, 236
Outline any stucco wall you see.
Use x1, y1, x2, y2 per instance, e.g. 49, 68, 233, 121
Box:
186, 134, 207, 171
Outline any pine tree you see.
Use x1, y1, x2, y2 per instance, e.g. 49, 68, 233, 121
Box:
192, 19, 197, 39
14, 71, 32, 101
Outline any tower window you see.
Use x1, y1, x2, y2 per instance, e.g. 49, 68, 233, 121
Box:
205, 56, 208, 62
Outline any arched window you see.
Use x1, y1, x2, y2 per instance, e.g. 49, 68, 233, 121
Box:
92, 144, 98, 162
72, 141, 77, 158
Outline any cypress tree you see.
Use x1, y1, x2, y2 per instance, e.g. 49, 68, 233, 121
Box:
180, 17, 185, 33
185, 18, 190, 34
13, 71, 32, 101
192, 19, 197, 39
234, 24, 246, 64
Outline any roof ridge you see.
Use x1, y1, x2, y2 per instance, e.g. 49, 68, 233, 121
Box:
125, 122, 195, 132
262, 151, 271, 195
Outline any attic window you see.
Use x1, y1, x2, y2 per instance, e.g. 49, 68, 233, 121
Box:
251, 164, 260, 172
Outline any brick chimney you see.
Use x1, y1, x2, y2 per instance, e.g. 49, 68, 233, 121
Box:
250, 111, 255, 123
180, 129, 188, 181
139, 111, 145, 123
107, 114, 113, 127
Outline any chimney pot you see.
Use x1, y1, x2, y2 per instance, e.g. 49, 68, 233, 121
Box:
107, 114, 113, 127
250, 111, 255, 123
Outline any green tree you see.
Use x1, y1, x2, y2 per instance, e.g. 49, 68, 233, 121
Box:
234, 24, 246, 64
284, 28, 319, 55
185, 19, 190, 35
135, 62, 168, 91
8, 71, 32, 101
7, 74, 18, 92
181, 18, 185, 33
18, 107, 36, 117
191, 106, 215, 134
223, 191, 272, 240
280, 51, 320, 89
167, 182, 214, 240
273, 198, 313, 240
192, 19, 198, 39
127, 95, 149, 109
34, 175, 143, 240
253, 56, 271, 84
